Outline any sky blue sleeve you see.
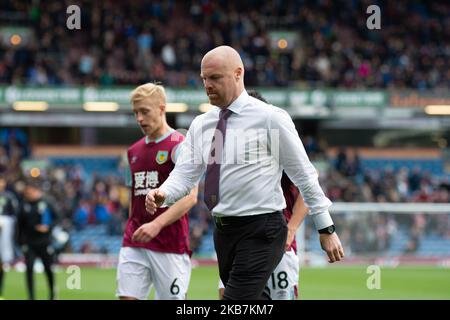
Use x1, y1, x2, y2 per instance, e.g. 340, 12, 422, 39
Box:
125, 157, 132, 187
42, 207, 53, 226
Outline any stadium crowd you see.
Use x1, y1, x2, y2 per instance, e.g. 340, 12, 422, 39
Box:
0, 0, 449, 89
318, 147, 450, 255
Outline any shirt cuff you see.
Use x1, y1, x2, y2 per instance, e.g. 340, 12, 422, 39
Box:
312, 211, 334, 230
158, 185, 171, 207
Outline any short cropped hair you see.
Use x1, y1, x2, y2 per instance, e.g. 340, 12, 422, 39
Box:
130, 83, 166, 106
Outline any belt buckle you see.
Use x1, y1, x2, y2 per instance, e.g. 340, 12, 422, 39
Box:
215, 216, 228, 227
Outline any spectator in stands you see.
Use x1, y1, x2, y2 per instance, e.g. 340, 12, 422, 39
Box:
335, 147, 348, 175
346, 149, 361, 177
0, 147, 8, 173
0, 128, 29, 160
405, 225, 421, 254
409, 167, 422, 193
303, 136, 321, 158
94, 199, 111, 225
73, 198, 90, 231
80, 240, 96, 254
106, 186, 126, 235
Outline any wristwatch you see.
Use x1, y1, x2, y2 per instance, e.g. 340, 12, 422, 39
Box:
318, 225, 335, 234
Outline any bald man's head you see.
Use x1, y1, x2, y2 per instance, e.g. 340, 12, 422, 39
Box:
200, 46, 245, 108
202, 46, 244, 70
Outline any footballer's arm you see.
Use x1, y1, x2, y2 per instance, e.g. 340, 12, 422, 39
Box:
286, 194, 309, 250
132, 186, 198, 242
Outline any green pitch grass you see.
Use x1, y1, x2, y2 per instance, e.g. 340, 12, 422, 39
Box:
1, 265, 449, 300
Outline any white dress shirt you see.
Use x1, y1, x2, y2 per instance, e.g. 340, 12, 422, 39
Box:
159, 90, 333, 230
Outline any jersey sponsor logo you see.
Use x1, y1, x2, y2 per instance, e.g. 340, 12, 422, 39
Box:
134, 188, 153, 196
133, 170, 159, 195
275, 289, 293, 300
156, 150, 169, 165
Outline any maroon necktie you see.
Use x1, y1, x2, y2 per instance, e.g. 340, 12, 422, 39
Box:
204, 108, 233, 211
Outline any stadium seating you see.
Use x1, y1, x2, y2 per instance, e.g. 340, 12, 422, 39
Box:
69, 225, 123, 254
48, 156, 121, 177
48, 156, 445, 181
360, 159, 444, 176
196, 229, 216, 258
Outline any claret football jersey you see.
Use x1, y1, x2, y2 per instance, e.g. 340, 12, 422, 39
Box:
122, 130, 191, 255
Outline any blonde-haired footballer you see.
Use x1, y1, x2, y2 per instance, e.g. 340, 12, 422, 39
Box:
116, 83, 198, 300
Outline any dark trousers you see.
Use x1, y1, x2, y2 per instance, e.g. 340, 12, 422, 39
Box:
214, 211, 287, 300
23, 243, 55, 300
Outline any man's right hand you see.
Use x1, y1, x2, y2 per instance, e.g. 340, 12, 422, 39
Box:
285, 226, 297, 251
132, 220, 163, 242
145, 188, 166, 214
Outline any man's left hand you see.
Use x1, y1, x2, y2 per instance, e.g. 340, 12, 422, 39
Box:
320, 233, 344, 263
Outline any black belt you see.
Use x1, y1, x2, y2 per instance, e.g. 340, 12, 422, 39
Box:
213, 211, 281, 227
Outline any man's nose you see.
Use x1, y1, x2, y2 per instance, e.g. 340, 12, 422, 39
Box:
204, 79, 213, 90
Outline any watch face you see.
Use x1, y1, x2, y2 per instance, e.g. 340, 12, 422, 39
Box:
319, 225, 335, 234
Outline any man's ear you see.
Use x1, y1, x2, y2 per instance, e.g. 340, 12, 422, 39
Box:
160, 104, 166, 114
235, 67, 243, 80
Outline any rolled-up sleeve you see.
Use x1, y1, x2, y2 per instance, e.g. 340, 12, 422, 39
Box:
269, 108, 333, 230
159, 116, 206, 205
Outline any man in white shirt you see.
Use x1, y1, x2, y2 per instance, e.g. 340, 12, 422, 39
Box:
146, 45, 344, 300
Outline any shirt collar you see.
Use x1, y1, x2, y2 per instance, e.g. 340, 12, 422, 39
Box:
145, 128, 174, 144
223, 89, 249, 115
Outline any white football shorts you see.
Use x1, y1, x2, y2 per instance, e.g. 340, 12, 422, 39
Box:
116, 246, 191, 300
